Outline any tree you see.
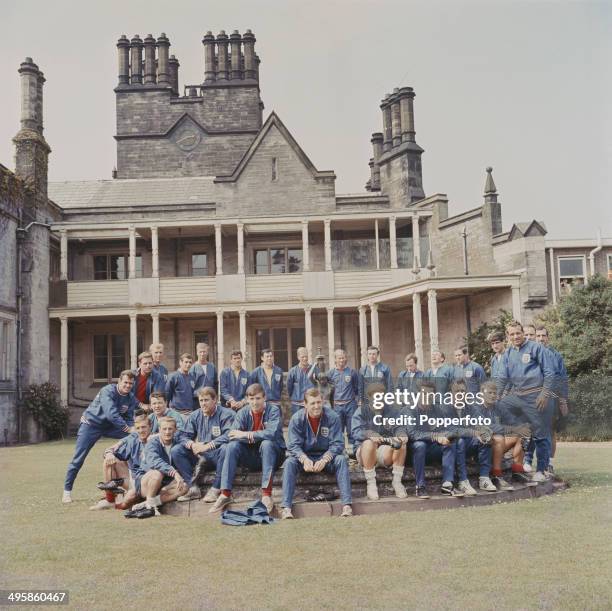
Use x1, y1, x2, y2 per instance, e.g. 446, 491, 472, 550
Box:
464, 309, 514, 374
535, 274, 611, 376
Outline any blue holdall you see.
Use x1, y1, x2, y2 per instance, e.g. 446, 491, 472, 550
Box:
220, 500, 276, 526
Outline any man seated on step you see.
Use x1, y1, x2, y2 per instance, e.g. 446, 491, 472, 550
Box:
407, 378, 464, 499
148, 392, 185, 433
480, 381, 531, 490
165, 353, 196, 416
125, 416, 188, 518
281, 388, 352, 519
172, 386, 235, 503
451, 380, 497, 495
352, 382, 409, 501
91, 413, 152, 511
210, 383, 286, 515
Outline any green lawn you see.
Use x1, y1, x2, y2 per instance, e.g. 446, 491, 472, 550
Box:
1, 440, 611, 610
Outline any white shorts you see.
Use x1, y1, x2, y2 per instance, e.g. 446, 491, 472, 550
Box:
357, 444, 392, 468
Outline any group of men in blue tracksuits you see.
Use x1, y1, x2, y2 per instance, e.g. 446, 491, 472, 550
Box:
62, 323, 567, 518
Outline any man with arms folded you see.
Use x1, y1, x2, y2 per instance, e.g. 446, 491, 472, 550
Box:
148, 392, 184, 433
358, 345, 393, 406
497, 320, 556, 483
488, 332, 507, 380
249, 349, 284, 409
126, 416, 188, 518
287, 347, 317, 415
210, 383, 286, 514
327, 348, 360, 458
131, 351, 165, 414
219, 350, 250, 411
396, 353, 423, 396
408, 378, 464, 499
62, 370, 139, 503
352, 383, 409, 500
173, 387, 235, 503
424, 350, 455, 395
281, 388, 352, 519
453, 346, 486, 394
165, 353, 196, 416
150, 342, 169, 382
190, 342, 218, 410
91, 413, 152, 510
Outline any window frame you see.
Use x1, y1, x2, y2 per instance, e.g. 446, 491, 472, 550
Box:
190, 252, 209, 277
91, 252, 143, 280
254, 325, 305, 370
0, 318, 13, 382
252, 246, 303, 275
92, 333, 143, 383
557, 255, 586, 293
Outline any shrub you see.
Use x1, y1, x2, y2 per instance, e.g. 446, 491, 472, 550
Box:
464, 309, 514, 374
23, 382, 68, 440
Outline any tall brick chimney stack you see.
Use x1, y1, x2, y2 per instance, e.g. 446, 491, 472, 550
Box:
143, 34, 157, 85
216, 31, 229, 80
156, 33, 171, 86
202, 31, 216, 83
116, 35, 130, 86
129, 35, 143, 84
243, 30, 257, 80
229, 30, 243, 80
13, 58, 50, 197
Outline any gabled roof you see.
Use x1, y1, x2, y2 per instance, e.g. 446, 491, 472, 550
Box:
508, 220, 547, 240
214, 111, 335, 183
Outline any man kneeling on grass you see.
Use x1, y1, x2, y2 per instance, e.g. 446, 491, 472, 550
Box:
281, 388, 352, 519
91, 414, 152, 511
352, 382, 409, 501
210, 383, 286, 515
172, 387, 235, 503
125, 417, 188, 519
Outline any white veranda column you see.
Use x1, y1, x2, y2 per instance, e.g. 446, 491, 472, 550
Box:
304, 306, 313, 361
326, 306, 335, 366
216, 309, 225, 372
237, 222, 244, 275
370, 303, 380, 347
412, 213, 421, 268
60, 230, 68, 280
129, 312, 138, 369
511, 286, 522, 321
239, 309, 247, 365
427, 289, 439, 353
358, 305, 368, 365
389, 215, 398, 269
151, 226, 159, 278
128, 225, 136, 279
412, 292, 424, 367
151, 312, 160, 345
302, 220, 310, 272
324, 219, 332, 271
215, 223, 223, 275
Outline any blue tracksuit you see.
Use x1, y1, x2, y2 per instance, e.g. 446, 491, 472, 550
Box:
142, 434, 183, 487
190, 361, 219, 409
454, 360, 486, 394
490, 353, 506, 379
454, 400, 492, 480
165, 370, 196, 411
219, 367, 250, 407
424, 363, 455, 395
497, 339, 556, 472
131, 367, 165, 405
407, 404, 457, 487
248, 365, 284, 404
282, 407, 352, 507
396, 369, 424, 396
287, 364, 317, 414
172, 405, 235, 487
220, 403, 286, 491
358, 362, 393, 405
148, 408, 185, 433
154, 363, 169, 382
64, 384, 139, 491
111, 432, 148, 493
328, 366, 360, 450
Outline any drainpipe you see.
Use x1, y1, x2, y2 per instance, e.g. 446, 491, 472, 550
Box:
588, 230, 602, 277
15, 220, 51, 442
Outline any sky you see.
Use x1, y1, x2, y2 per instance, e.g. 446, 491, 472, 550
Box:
1, 0, 610, 238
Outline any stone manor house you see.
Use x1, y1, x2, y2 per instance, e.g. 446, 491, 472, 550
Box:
1, 31, 610, 441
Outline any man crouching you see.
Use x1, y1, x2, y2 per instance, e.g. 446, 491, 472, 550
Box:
281, 388, 352, 519
125, 417, 188, 518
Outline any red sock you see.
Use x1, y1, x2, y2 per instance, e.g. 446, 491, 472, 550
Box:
512, 463, 525, 473
262, 484, 273, 497
491, 469, 502, 477
105, 490, 116, 503
221, 489, 232, 497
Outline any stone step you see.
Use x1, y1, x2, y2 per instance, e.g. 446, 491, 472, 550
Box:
162, 479, 568, 519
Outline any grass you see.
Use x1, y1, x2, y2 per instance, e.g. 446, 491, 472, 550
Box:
1, 440, 611, 610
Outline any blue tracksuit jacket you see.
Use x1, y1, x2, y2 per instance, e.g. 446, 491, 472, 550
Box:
424, 363, 455, 395
111, 432, 148, 479
180, 406, 235, 448
287, 364, 317, 407
497, 339, 556, 395
190, 361, 219, 408
219, 367, 250, 406
81, 384, 139, 431
148, 408, 185, 433
165, 370, 196, 411
131, 367, 165, 404
358, 362, 393, 404
396, 369, 424, 395
454, 360, 486, 394
287, 407, 345, 460
231, 403, 286, 449
327, 367, 359, 402
142, 434, 183, 476
248, 366, 284, 403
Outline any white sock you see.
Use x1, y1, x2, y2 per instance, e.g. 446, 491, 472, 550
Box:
392, 466, 404, 483
363, 468, 376, 482
146, 495, 161, 509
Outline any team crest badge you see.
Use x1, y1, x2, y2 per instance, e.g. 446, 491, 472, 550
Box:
377, 371, 383, 378
522, 354, 531, 364
212, 426, 221, 437
275, 373, 281, 381
191, 380, 195, 388
344, 375, 351, 383
320, 427, 329, 437
465, 370, 473, 378
241, 377, 247, 385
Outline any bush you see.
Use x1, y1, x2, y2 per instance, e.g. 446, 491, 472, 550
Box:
23, 382, 68, 440
561, 373, 612, 441
464, 309, 514, 374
